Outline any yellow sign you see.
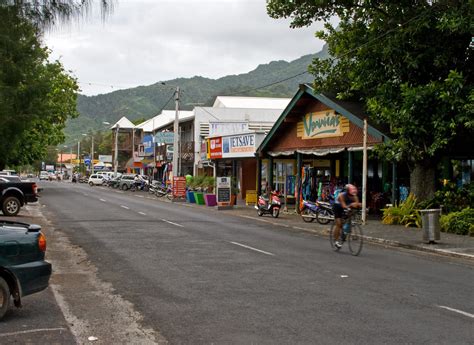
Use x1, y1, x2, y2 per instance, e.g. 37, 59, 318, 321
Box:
297, 110, 349, 139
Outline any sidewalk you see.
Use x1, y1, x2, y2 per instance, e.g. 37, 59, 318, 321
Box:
184, 201, 474, 261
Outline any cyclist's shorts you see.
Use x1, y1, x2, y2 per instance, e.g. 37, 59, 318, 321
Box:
333, 203, 344, 219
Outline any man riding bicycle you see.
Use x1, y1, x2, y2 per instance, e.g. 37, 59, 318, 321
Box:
333, 184, 361, 249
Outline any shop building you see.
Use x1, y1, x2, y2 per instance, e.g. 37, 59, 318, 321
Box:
257, 84, 394, 213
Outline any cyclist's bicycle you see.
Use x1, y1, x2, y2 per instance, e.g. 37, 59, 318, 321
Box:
329, 209, 364, 256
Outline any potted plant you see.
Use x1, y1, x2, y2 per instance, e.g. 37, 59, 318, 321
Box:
186, 176, 196, 203
203, 176, 217, 206
192, 176, 206, 205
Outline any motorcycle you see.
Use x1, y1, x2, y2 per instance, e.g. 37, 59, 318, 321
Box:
71, 175, 77, 183
300, 199, 334, 224
255, 191, 281, 218
150, 182, 172, 199
314, 201, 334, 224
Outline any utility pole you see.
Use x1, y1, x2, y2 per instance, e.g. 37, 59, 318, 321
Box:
362, 118, 368, 224
172, 86, 180, 177
114, 124, 120, 178
77, 141, 80, 173
91, 135, 95, 175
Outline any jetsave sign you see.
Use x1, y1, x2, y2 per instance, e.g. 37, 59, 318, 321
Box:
208, 133, 257, 159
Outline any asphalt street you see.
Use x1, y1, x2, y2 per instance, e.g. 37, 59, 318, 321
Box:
36, 181, 474, 344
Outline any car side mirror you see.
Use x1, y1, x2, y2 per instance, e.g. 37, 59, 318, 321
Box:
27, 224, 42, 232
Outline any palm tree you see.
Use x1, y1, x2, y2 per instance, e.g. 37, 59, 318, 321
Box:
0, 0, 113, 29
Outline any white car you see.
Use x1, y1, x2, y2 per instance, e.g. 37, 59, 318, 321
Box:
39, 171, 49, 180
88, 174, 105, 186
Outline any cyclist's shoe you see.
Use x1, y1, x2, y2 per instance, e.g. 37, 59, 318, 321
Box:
334, 241, 342, 249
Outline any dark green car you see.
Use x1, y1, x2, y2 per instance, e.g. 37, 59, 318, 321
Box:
0, 220, 52, 320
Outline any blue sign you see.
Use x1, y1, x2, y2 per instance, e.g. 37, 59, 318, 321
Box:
84, 157, 91, 166
155, 132, 174, 144
142, 135, 154, 157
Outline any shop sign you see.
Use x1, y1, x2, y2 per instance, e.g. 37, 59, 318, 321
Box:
209, 137, 222, 159
155, 132, 174, 144
222, 133, 256, 158
209, 122, 248, 137
302, 110, 344, 139
200, 141, 208, 161
173, 176, 186, 198
45, 164, 55, 171
98, 155, 112, 163
216, 176, 231, 206
142, 135, 154, 156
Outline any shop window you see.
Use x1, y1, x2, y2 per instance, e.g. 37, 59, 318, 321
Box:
273, 161, 294, 194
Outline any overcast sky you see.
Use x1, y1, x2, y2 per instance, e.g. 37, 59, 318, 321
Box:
44, 0, 327, 96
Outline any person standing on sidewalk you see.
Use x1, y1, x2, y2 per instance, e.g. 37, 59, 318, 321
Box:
333, 184, 361, 248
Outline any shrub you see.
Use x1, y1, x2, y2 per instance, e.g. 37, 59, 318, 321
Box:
382, 193, 421, 227
422, 182, 474, 213
202, 176, 215, 193
439, 208, 474, 236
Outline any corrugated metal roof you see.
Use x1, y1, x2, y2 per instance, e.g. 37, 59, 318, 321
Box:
111, 116, 135, 129
213, 96, 291, 109
135, 110, 194, 132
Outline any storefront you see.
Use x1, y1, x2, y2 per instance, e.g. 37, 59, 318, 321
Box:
207, 132, 265, 201
257, 84, 394, 213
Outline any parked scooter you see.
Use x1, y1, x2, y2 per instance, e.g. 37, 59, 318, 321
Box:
255, 191, 281, 218
314, 201, 334, 224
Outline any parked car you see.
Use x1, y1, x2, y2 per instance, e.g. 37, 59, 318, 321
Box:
39, 171, 49, 181
0, 220, 52, 320
0, 178, 39, 216
118, 174, 136, 190
88, 174, 105, 186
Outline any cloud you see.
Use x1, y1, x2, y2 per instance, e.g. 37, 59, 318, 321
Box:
44, 0, 326, 95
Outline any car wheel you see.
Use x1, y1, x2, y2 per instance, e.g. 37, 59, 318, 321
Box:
0, 277, 10, 320
121, 184, 128, 191
89, 182, 94, 186
2, 196, 21, 216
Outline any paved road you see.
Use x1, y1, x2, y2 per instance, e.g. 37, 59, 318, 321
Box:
39, 181, 474, 344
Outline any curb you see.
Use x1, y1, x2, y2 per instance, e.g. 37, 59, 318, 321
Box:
165, 199, 474, 262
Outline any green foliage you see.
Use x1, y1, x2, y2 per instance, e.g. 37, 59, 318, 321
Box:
202, 176, 215, 193
0, 6, 79, 169
189, 175, 205, 191
382, 194, 421, 228
267, 1, 473, 198
440, 208, 474, 236
418, 182, 474, 213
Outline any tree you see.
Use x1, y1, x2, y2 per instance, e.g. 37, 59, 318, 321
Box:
0, 0, 112, 29
267, 0, 473, 200
0, 5, 79, 169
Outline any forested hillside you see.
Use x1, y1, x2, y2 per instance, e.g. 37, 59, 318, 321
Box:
66, 44, 328, 143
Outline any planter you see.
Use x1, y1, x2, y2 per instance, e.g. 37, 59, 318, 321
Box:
194, 192, 205, 205
204, 194, 217, 207
186, 190, 196, 203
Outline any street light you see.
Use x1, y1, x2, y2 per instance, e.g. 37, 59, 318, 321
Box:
82, 122, 111, 176
112, 122, 119, 178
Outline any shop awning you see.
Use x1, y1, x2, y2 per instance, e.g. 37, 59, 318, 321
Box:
268, 147, 346, 157
267, 146, 375, 157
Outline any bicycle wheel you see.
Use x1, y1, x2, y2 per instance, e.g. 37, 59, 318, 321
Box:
328, 223, 340, 251
348, 224, 363, 256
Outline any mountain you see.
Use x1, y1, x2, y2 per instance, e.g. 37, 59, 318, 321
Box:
66, 44, 329, 143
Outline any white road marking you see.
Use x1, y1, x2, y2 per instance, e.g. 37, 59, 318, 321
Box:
230, 241, 275, 256
99, 199, 107, 202
135, 195, 144, 198
340, 275, 349, 278
83, 193, 88, 196
115, 191, 124, 194
437, 305, 474, 319
138, 212, 146, 215
121, 205, 129, 209
162, 219, 184, 227
0, 328, 68, 337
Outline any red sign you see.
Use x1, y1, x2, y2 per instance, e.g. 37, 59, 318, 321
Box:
173, 177, 186, 198
209, 137, 222, 159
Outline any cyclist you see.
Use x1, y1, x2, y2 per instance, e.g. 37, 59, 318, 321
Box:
333, 184, 361, 248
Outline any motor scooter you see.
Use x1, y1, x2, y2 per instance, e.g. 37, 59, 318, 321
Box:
255, 191, 281, 218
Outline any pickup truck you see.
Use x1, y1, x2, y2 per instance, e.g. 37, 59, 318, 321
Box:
0, 177, 39, 216
0, 220, 52, 319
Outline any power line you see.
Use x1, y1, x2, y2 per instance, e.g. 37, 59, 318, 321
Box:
228, 11, 428, 96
